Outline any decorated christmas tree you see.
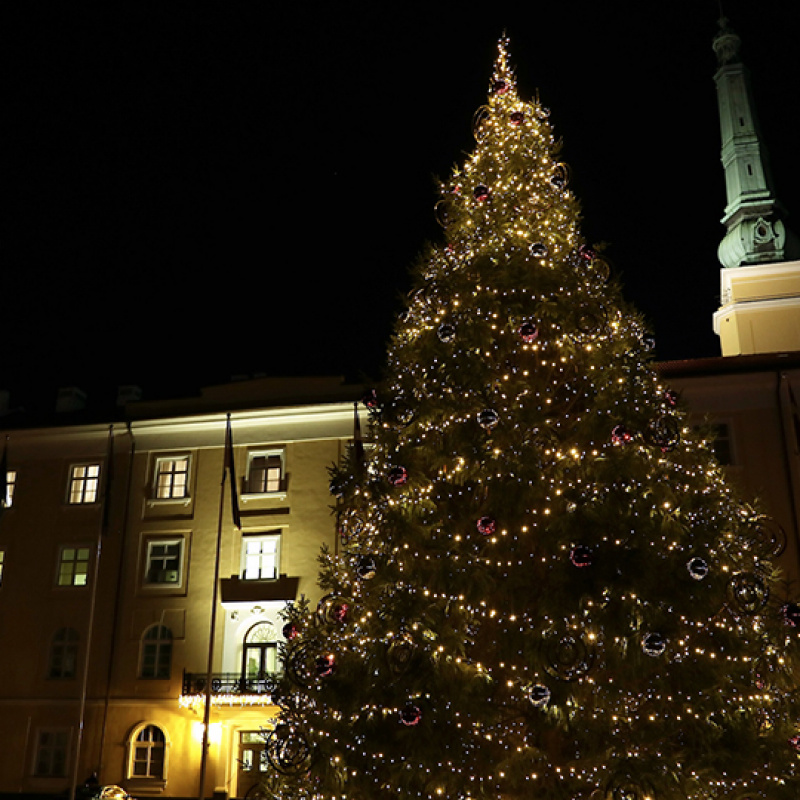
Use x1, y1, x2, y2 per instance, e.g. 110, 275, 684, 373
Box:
268, 38, 800, 800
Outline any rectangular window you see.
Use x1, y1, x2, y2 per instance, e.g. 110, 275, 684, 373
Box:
246, 451, 284, 494
154, 456, 190, 499
0, 550, 4, 586
4, 469, 16, 508
68, 464, 100, 504
58, 546, 91, 587
241, 533, 280, 580
34, 729, 70, 777
145, 539, 183, 585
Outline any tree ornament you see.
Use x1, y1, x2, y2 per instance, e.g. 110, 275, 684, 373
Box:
611, 424, 633, 445
437, 323, 456, 343
686, 556, 709, 581
528, 683, 551, 707
578, 244, 596, 262
473, 184, 491, 202
664, 389, 679, 406
542, 630, 595, 681
530, 241, 548, 258
518, 321, 539, 342
387, 466, 408, 486
550, 164, 568, 189
400, 702, 422, 726
282, 622, 299, 640
569, 545, 593, 568
781, 602, 800, 627
744, 515, 787, 558
728, 572, 769, 615
491, 79, 509, 95
789, 734, 800, 752
387, 632, 416, 675
361, 388, 379, 408
642, 632, 667, 657
646, 414, 681, 451
316, 594, 349, 626
476, 515, 497, 535
356, 556, 377, 580
477, 408, 499, 430
265, 725, 312, 775
509, 110, 524, 126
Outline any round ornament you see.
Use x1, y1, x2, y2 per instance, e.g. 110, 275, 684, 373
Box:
400, 702, 422, 726
550, 165, 568, 189
317, 594, 349, 626
356, 556, 377, 580
492, 79, 509, 95
282, 622, 299, 640
570, 545, 593, 568
528, 683, 551, 707
646, 415, 680, 451
744, 515, 787, 559
509, 110, 524, 126
664, 389, 679, 407
578, 244, 596, 262
530, 242, 548, 258
265, 725, 312, 775
642, 632, 667, 657
437, 323, 456, 343
542, 630, 595, 681
473, 184, 491, 202
518, 321, 539, 343
476, 516, 497, 536
728, 572, 769, 615
387, 632, 417, 675
611, 424, 633, 445
477, 409, 499, 430
388, 466, 408, 486
789, 734, 800, 752
686, 556, 709, 581
361, 388, 379, 409
781, 602, 800, 628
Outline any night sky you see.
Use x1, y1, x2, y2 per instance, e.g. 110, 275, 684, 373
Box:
5, 1, 800, 409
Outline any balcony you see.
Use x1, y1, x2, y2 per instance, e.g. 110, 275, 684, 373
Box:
182, 670, 279, 699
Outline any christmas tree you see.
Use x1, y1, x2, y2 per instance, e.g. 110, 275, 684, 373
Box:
269, 38, 800, 800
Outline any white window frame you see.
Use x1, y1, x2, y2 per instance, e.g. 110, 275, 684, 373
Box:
240, 532, 281, 581
33, 728, 72, 777
67, 463, 101, 504
57, 545, 91, 587
127, 722, 170, 784
4, 469, 16, 508
153, 455, 191, 501
144, 538, 184, 587
244, 450, 286, 496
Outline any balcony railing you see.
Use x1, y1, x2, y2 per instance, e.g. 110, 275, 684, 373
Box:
182, 670, 279, 697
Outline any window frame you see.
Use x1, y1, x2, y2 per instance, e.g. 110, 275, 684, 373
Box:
139, 624, 173, 680
56, 544, 92, 588
67, 463, 101, 505
126, 722, 169, 784
48, 627, 80, 679
4, 468, 16, 509
0, 549, 5, 587
143, 537, 185, 588
244, 449, 286, 496
240, 532, 281, 581
152, 455, 191, 501
33, 728, 71, 778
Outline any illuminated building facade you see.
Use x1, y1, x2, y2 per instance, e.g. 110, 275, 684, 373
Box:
0, 376, 361, 799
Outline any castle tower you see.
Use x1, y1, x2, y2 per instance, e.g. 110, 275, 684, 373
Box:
711, 16, 800, 355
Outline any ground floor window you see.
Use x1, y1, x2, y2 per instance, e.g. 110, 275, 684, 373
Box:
129, 723, 167, 780
34, 729, 70, 776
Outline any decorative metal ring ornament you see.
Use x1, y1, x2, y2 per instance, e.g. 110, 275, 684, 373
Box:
316, 594, 349, 626
727, 572, 769, 616
265, 725, 312, 776
542, 629, 595, 681
472, 105, 491, 140
285, 642, 321, 688
387, 631, 417, 675
744, 515, 787, 558
646, 415, 681, 451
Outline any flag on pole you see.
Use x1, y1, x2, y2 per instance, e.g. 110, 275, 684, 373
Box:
224, 415, 241, 529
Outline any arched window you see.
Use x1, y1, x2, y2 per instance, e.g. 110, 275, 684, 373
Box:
49, 628, 79, 679
127, 723, 168, 781
242, 621, 278, 684
139, 625, 172, 679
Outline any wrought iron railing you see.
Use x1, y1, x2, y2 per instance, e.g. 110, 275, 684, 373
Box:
182, 670, 280, 696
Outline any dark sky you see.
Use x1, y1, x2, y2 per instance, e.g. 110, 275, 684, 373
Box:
5, 1, 799, 408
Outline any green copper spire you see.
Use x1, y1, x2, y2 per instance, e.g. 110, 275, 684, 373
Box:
713, 16, 799, 268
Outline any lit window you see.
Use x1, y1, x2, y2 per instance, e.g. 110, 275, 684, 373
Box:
0, 549, 5, 586
140, 625, 172, 679
242, 622, 278, 681
34, 729, 70, 777
4, 469, 16, 508
130, 724, 166, 779
246, 451, 284, 494
68, 464, 100, 504
241, 534, 280, 580
145, 539, 183, 585
58, 546, 91, 587
154, 456, 190, 500
49, 628, 79, 679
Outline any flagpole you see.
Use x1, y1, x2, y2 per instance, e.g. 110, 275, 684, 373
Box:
198, 414, 237, 800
